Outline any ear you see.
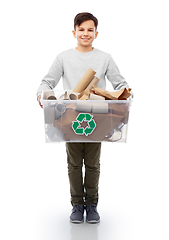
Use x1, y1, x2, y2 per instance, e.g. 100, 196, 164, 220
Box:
72, 30, 76, 38
95, 31, 99, 39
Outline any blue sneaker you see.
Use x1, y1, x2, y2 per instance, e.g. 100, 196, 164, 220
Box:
86, 205, 100, 223
70, 205, 84, 223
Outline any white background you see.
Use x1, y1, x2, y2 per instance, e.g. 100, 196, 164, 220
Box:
0, 0, 169, 239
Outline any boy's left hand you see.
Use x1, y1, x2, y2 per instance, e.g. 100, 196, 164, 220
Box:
38, 95, 43, 108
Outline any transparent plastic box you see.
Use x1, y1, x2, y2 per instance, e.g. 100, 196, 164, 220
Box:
42, 90, 132, 143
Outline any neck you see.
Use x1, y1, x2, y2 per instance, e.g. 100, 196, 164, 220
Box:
76, 45, 93, 53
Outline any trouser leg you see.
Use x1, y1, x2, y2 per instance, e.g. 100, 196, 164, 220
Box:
66, 143, 85, 206
84, 142, 101, 206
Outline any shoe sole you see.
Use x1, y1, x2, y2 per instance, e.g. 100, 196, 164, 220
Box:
86, 219, 100, 224
70, 219, 84, 224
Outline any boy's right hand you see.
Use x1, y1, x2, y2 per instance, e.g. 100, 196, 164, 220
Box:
38, 95, 43, 108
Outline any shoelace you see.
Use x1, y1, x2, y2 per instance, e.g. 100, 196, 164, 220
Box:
73, 205, 84, 213
86, 205, 97, 213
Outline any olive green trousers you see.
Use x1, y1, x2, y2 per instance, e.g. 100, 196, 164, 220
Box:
66, 142, 101, 206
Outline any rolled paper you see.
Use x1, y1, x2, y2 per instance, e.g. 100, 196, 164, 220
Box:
75, 101, 92, 112
47, 96, 57, 100
63, 91, 72, 100
69, 92, 79, 100
63, 91, 79, 100
44, 91, 57, 100
73, 68, 96, 93
86, 76, 99, 91
78, 88, 90, 100
92, 103, 108, 114
44, 107, 55, 124
88, 93, 105, 100
58, 94, 65, 100
55, 104, 66, 120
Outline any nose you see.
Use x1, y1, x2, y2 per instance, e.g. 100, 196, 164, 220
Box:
84, 30, 88, 36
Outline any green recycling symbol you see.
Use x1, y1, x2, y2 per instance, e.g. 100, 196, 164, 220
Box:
72, 113, 96, 136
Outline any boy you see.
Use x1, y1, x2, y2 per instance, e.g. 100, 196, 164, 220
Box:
37, 12, 130, 223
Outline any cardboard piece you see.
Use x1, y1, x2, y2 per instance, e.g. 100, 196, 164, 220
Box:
54, 108, 125, 142
108, 102, 130, 126
73, 68, 96, 93
118, 88, 132, 100
91, 86, 131, 100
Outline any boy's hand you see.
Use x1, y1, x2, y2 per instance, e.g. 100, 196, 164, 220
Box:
38, 95, 43, 108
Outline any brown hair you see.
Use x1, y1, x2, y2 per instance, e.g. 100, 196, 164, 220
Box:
74, 12, 98, 30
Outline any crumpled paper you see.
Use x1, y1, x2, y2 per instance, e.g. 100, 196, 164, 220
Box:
90, 85, 132, 100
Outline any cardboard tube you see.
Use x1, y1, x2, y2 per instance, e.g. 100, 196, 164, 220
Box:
44, 91, 57, 100
64, 91, 79, 100
64, 91, 72, 100
73, 68, 96, 93
69, 92, 79, 100
44, 107, 55, 124
75, 102, 92, 112
55, 104, 66, 120
78, 88, 90, 100
92, 103, 108, 114
86, 76, 99, 91
88, 93, 105, 100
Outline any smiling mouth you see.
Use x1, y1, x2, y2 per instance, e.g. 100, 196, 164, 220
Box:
81, 38, 90, 41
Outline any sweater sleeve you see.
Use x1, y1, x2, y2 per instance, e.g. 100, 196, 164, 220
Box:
106, 56, 129, 90
36, 54, 63, 97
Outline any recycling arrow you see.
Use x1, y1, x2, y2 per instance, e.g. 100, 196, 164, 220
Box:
72, 113, 96, 136
72, 121, 83, 134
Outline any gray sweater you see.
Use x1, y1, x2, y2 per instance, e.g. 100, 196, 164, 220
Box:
36, 48, 129, 96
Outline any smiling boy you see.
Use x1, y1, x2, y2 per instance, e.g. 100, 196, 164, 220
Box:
72, 18, 98, 53
37, 12, 130, 223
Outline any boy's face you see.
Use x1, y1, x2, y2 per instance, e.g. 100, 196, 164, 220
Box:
72, 20, 98, 49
